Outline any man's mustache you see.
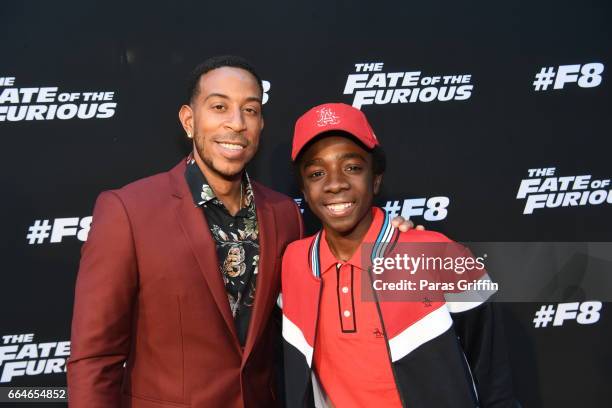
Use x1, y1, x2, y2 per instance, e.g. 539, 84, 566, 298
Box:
214, 133, 248, 146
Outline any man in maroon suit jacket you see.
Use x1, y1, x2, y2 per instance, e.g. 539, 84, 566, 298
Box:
68, 56, 303, 407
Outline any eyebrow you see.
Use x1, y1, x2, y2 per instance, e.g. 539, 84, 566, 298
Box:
338, 152, 366, 161
203, 93, 262, 103
302, 152, 367, 168
302, 158, 322, 168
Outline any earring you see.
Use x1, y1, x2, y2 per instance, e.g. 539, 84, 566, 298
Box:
187, 132, 193, 139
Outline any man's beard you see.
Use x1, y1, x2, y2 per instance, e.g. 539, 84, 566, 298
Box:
194, 141, 246, 181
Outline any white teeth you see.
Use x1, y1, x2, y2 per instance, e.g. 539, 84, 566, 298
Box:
219, 143, 244, 150
326, 202, 353, 212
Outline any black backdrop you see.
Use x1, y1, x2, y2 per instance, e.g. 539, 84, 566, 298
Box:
1, 1, 611, 406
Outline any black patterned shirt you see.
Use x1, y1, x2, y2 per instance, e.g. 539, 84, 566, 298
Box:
185, 157, 259, 347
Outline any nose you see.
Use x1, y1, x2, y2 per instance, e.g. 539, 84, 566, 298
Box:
323, 167, 350, 194
225, 106, 247, 132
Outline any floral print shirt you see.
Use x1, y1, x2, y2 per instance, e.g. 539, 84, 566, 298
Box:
185, 157, 259, 347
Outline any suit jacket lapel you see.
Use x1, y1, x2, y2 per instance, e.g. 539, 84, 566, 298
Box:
242, 183, 277, 363
168, 160, 241, 351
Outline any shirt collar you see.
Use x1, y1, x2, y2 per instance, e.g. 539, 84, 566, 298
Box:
184, 155, 254, 208
318, 207, 385, 275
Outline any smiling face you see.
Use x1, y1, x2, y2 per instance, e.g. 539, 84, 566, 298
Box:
179, 66, 264, 180
299, 135, 383, 236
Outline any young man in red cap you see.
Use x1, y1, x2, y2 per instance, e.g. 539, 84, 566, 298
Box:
281, 103, 516, 407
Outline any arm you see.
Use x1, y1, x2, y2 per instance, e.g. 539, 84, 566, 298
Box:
443, 242, 516, 407
452, 303, 518, 408
67, 191, 138, 407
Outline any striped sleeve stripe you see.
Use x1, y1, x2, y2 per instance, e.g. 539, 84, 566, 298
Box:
282, 314, 314, 367
444, 273, 496, 314
310, 232, 321, 278
372, 213, 395, 261
388, 305, 453, 362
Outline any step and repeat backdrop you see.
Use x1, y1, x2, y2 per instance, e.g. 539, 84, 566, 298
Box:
1, 1, 610, 406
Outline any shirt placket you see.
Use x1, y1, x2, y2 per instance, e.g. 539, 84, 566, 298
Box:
336, 263, 356, 333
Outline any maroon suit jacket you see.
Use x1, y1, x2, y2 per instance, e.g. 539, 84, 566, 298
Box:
68, 159, 303, 408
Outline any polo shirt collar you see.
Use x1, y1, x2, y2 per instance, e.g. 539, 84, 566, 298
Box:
318, 207, 385, 275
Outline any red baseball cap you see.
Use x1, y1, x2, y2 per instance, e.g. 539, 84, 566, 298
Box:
291, 103, 379, 161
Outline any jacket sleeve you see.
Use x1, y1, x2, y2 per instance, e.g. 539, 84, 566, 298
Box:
451, 302, 518, 408
67, 191, 138, 407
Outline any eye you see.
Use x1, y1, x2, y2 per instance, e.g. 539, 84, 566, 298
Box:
243, 106, 259, 115
211, 103, 226, 111
346, 164, 363, 172
308, 170, 325, 179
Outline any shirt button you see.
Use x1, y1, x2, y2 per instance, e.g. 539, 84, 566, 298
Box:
343, 310, 351, 318
342, 286, 349, 294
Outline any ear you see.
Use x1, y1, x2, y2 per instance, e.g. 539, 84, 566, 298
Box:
178, 104, 194, 137
373, 173, 383, 195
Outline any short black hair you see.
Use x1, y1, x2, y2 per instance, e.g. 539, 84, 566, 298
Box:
186, 55, 263, 104
292, 131, 386, 189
